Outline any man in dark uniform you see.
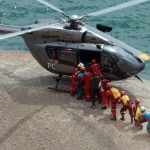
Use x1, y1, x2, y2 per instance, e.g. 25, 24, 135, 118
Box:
90, 72, 101, 109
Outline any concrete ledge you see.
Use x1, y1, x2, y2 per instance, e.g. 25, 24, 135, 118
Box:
0, 51, 150, 150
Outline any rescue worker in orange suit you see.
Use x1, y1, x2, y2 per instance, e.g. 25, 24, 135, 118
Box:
90, 59, 102, 78
70, 63, 84, 96
106, 83, 121, 121
133, 98, 142, 127
75, 66, 86, 100
90, 72, 101, 109
119, 90, 134, 123
84, 67, 93, 101
101, 79, 109, 109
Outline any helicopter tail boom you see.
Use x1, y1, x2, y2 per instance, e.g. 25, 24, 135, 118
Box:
0, 24, 21, 34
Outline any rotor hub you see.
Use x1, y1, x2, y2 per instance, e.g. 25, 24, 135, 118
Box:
69, 15, 80, 21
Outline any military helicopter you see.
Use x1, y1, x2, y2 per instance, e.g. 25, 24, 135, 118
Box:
0, 0, 150, 84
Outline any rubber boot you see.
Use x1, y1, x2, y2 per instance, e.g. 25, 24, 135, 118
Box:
130, 117, 133, 124
110, 116, 117, 121
120, 113, 125, 121
101, 106, 107, 110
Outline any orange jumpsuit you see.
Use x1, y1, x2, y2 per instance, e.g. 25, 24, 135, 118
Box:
120, 95, 134, 123
70, 67, 79, 96
90, 63, 102, 78
101, 79, 109, 107
106, 87, 121, 118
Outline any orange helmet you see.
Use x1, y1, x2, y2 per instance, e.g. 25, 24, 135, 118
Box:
91, 59, 96, 64
135, 98, 140, 105
120, 90, 125, 96
106, 82, 111, 88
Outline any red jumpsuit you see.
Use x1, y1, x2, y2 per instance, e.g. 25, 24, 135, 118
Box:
70, 67, 79, 96
119, 95, 134, 123
101, 79, 109, 107
84, 71, 93, 101
106, 88, 120, 119
90, 63, 102, 78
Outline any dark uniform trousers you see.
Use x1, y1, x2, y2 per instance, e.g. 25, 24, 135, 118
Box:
91, 76, 101, 106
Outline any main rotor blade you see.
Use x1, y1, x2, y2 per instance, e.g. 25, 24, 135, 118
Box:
37, 0, 68, 16
0, 24, 55, 40
86, 24, 150, 61
86, 0, 149, 17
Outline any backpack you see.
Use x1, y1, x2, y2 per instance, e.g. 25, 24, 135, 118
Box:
74, 71, 84, 82
111, 87, 121, 99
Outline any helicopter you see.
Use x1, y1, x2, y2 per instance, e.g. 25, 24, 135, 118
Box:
0, 0, 150, 83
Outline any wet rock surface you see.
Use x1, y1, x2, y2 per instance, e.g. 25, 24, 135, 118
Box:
0, 51, 150, 150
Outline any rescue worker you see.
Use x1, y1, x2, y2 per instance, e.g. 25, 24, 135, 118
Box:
90, 59, 102, 78
75, 66, 86, 100
90, 72, 101, 109
70, 63, 84, 96
84, 67, 93, 101
140, 106, 150, 134
133, 98, 141, 127
106, 83, 121, 121
119, 90, 134, 123
101, 79, 109, 109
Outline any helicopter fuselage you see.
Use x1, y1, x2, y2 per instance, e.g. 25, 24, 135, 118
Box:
15, 20, 144, 80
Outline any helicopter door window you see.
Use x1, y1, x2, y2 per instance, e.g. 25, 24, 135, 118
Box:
57, 48, 77, 66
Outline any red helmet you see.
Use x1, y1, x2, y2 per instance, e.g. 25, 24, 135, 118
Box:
135, 98, 140, 105
91, 59, 96, 64
106, 82, 111, 88
120, 90, 125, 95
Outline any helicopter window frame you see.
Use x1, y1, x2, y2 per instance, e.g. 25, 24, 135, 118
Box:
45, 46, 78, 67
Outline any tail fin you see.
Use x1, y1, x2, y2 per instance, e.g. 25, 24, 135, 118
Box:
0, 24, 21, 34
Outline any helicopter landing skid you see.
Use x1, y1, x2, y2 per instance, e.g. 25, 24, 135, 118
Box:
48, 75, 70, 93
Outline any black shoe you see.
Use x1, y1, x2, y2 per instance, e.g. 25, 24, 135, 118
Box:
110, 116, 117, 121
90, 105, 96, 109
101, 106, 107, 110
77, 96, 83, 100
120, 118, 125, 121
77, 97, 81, 100
70, 93, 75, 96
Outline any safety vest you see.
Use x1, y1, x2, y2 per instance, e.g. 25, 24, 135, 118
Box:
111, 87, 121, 99
135, 107, 141, 121
121, 95, 130, 106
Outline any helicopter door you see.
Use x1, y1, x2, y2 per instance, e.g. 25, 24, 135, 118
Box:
46, 46, 78, 74
101, 53, 119, 80
56, 47, 78, 73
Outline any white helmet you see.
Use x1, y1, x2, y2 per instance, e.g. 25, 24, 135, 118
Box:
140, 106, 146, 112
78, 62, 84, 68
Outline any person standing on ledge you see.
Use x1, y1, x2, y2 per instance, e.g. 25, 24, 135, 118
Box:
70, 62, 84, 96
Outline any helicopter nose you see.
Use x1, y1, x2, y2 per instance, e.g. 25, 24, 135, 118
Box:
136, 57, 145, 71
119, 56, 145, 76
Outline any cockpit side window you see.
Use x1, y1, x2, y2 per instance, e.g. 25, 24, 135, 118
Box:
101, 53, 119, 79
46, 47, 58, 60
